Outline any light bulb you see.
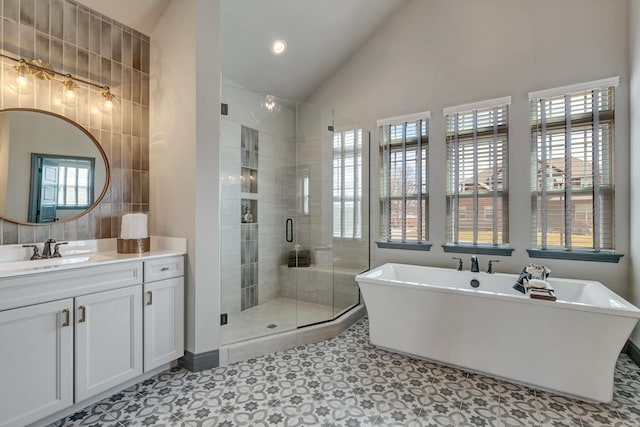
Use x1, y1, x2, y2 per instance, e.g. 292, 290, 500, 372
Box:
262, 94, 280, 114
16, 73, 29, 87
271, 40, 287, 55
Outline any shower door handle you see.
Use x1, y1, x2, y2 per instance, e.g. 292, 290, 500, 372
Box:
286, 218, 294, 242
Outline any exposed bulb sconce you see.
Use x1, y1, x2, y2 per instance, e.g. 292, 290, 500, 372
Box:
12, 59, 34, 94
2, 52, 117, 112
101, 86, 119, 113
62, 75, 79, 101
262, 94, 281, 115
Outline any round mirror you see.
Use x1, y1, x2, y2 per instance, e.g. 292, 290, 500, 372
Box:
0, 109, 109, 224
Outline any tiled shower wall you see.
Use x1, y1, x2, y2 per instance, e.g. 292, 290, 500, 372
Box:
0, 0, 150, 245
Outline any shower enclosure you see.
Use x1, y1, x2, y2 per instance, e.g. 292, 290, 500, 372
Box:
220, 79, 369, 345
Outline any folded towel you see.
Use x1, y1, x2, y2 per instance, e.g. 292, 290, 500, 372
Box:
527, 278, 553, 290
527, 287, 557, 301
513, 264, 552, 294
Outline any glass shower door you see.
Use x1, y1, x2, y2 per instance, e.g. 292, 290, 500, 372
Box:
294, 102, 335, 327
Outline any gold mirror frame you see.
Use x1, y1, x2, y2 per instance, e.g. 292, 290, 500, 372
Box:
0, 108, 110, 226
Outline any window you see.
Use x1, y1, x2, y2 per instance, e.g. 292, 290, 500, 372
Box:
57, 160, 92, 208
333, 129, 363, 239
378, 112, 429, 247
459, 206, 467, 221
444, 98, 510, 249
483, 207, 493, 221
530, 78, 618, 255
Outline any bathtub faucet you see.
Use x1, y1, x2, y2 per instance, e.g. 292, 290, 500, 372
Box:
452, 257, 463, 271
470, 256, 479, 273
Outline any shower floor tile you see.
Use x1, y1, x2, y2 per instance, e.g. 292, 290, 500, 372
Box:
51, 317, 640, 427
221, 297, 337, 344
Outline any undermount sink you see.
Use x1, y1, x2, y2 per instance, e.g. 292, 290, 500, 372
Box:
0, 254, 115, 273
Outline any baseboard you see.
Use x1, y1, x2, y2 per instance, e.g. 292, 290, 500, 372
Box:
180, 349, 219, 372
627, 340, 640, 368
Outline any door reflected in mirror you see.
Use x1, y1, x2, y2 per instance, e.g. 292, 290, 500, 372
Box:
0, 109, 109, 224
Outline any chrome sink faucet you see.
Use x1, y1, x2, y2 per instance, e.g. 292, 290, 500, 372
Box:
22, 239, 68, 260
42, 239, 56, 258
42, 239, 68, 258
470, 256, 479, 273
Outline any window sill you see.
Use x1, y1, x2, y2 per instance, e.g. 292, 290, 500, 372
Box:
376, 241, 432, 251
527, 249, 624, 263
442, 244, 514, 256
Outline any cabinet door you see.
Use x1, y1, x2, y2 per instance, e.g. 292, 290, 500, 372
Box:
75, 286, 142, 401
0, 299, 73, 427
144, 277, 184, 371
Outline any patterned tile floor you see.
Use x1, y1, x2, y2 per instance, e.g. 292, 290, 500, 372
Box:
51, 318, 640, 427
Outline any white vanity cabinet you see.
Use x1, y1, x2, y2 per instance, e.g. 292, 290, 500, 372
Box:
143, 256, 185, 371
0, 299, 74, 427
75, 285, 143, 401
0, 250, 186, 427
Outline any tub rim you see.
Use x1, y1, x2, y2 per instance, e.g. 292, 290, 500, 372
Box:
356, 263, 640, 319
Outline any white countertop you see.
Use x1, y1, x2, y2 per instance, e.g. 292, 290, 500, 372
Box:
0, 236, 187, 279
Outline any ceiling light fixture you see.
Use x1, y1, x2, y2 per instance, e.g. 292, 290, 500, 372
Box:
271, 40, 287, 55
262, 94, 281, 115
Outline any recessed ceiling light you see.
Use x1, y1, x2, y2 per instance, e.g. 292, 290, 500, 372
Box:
271, 40, 287, 55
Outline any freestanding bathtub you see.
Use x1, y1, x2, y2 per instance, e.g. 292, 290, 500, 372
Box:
355, 263, 640, 403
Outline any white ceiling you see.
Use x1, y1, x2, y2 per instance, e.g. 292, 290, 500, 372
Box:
221, 0, 408, 101
75, 0, 172, 35
75, 0, 408, 101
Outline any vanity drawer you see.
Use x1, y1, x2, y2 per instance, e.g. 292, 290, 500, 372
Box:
144, 256, 184, 282
0, 262, 143, 311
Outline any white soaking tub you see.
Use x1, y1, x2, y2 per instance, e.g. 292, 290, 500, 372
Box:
355, 263, 640, 403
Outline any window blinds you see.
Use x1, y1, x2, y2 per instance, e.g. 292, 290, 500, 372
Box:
530, 79, 617, 251
333, 129, 363, 239
378, 113, 429, 243
445, 99, 510, 246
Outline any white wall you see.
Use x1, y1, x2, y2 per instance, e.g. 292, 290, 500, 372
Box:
629, 0, 640, 346
309, 0, 631, 296
150, 0, 220, 355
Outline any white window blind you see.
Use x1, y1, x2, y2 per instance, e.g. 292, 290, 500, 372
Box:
333, 129, 363, 239
379, 113, 429, 243
530, 81, 616, 251
445, 101, 509, 246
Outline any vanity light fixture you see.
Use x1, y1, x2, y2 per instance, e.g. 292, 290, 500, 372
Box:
271, 39, 287, 55
1, 52, 117, 112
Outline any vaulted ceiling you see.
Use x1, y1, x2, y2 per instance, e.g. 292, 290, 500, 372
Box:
76, 0, 408, 101
220, 0, 408, 101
